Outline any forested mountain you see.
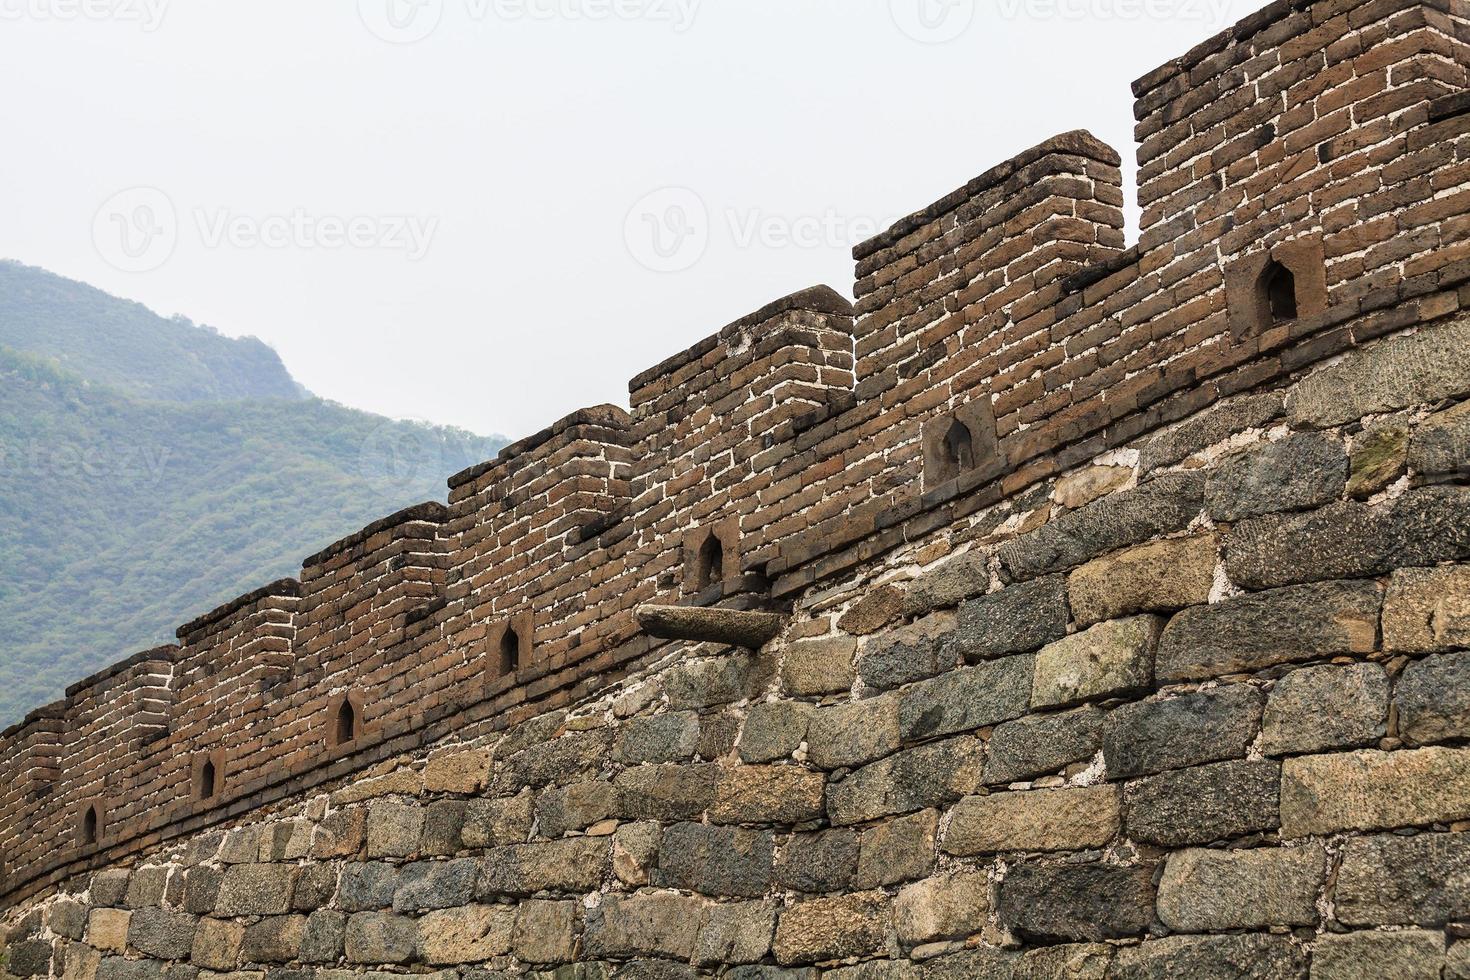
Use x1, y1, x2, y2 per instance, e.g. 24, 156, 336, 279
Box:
0, 261, 306, 403
0, 263, 505, 726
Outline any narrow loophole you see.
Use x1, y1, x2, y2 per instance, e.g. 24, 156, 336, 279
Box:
500, 626, 520, 676
81, 805, 99, 845
697, 533, 724, 591
335, 698, 357, 745
943, 417, 975, 477
1261, 260, 1297, 323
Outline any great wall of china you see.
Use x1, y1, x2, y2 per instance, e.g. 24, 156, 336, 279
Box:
5, 0, 1470, 974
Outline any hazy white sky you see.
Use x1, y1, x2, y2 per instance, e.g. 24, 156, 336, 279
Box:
0, 0, 1270, 439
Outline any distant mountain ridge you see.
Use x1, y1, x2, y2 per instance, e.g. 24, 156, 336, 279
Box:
0, 262, 507, 726
0, 260, 307, 403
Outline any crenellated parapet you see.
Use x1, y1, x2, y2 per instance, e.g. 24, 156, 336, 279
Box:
167, 580, 301, 804
851, 130, 1126, 395
0, 703, 63, 880
444, 404, 635, 681
623, 285, 857, 590
5, 0, 1470, 908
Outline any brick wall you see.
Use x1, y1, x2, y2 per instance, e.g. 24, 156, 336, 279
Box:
3, 1, 1470, 968
4, 312, 1470, 974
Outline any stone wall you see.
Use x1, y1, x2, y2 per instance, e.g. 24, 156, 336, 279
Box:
5, 316, 1470, 977
6, 0, 1470, 974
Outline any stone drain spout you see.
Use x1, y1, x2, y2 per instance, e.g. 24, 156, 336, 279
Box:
635, 604, 786, 648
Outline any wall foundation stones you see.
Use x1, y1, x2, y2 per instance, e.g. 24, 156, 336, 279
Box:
1155, 581, 1380, 682
1281, 747, 1470, 837
1155, 845, 1326, 932
1102, 685, 1263, 780
942, 785, 1120, 854
996, 862, 1155, 942
8, 2, 1470, 976
1031, 615, 1159, 709
1066, 535, 1215, 627
1384, 565, 1470, 655
1124, 759, 1280, 847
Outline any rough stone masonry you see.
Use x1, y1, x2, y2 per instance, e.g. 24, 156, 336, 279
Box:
6, 0, 1470, 976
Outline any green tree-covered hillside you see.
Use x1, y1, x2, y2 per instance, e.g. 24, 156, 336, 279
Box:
0, 261, 306, 403
0, 266, 505, 726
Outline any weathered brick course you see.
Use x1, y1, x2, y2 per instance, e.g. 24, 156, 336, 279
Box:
996, 862, 1155, 943
1102, 685, 1263, 779
8, 3, 1470, 974
943, 786, 1120, 855
1125, 759, 1281, 847
1282, 747, 1470, 837
1066, 536, 1216, 627
1155, 581, 1380, 682
1156, 845, 1325, 932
